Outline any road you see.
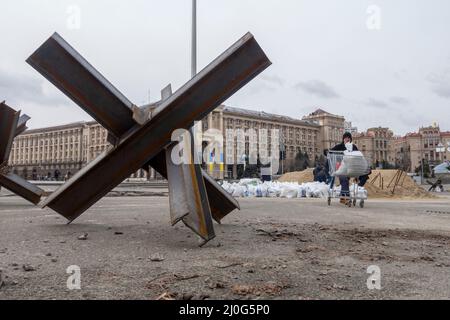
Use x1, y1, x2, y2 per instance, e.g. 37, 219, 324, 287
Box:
1, 194, 450, 300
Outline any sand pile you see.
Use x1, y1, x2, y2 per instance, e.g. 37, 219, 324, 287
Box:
278, 168, 314, 183
279, 169, 434, 199
367, 170, 434, 199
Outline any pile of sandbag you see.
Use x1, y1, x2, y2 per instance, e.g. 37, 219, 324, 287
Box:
220, 179, 330, 199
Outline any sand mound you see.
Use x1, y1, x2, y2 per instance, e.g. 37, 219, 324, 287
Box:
278, 168, 314, 183
279, 169, 434, 199
367, 170, 434, 199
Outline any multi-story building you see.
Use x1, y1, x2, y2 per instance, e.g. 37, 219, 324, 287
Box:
353, 127, 395, 167
205, 106, 321, 177
8, 121, 115, 180
400, 124, 450, 172
8, 105, 327, 180
302, 109, 346, 151
360, 123, 450, 173
344, 121, 358, 135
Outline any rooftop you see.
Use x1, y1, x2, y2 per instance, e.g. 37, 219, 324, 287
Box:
304, 108, 345, 119
21, 121, 94, 135
221, 105, 319, 127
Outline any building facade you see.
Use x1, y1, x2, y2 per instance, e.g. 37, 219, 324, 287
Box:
204, 106, 321, 178
400, 125, 450, 172
7, 121, 115, 180
353, 127, 395, 167
302, 109, 346, 151
8, 105, 333, 180
355, 124, 450, 172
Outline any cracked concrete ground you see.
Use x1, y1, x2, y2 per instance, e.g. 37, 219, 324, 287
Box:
1, 192, 450, 300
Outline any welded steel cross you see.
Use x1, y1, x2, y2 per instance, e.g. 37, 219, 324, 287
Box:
0, 102, 44, 204
27, 32, 271, 245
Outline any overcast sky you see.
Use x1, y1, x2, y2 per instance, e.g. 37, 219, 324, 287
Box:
1, 0, 450, 135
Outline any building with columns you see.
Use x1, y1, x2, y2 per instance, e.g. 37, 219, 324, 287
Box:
354, 123, 450, 172
302, 109, 346, 151
8, 105, 334, 180
203, 106, 321, 178
398, 125, 450, 172
353, 127, 395, 167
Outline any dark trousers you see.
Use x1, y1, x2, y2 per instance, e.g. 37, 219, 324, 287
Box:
340, 175, 369, 197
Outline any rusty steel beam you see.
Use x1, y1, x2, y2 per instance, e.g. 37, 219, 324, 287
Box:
27, 32, 137, 140
0, 173, 44, 205
0, 102, 44, 204
0, 102, 20, 165
165, 146, 215, 243
40, 32, 270, 223
145, 151, 240, 223
161, 84, 215, 242
27, 33, 242, 223
15, 114, 31, 137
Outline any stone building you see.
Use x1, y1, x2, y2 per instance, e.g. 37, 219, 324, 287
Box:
399, 125, 450, 172
204, 106, 321, 178
302, 109, 346, 151
354, 123, 450, 173
353, 127, 395, 167
8, 105, 332, 180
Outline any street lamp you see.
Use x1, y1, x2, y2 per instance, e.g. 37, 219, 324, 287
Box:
192, 0, 197, 78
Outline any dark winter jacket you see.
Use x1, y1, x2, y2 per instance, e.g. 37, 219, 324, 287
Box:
331, 142, 359, 152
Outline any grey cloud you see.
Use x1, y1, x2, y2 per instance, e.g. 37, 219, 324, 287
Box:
247, 82, 277, 96
390, 96, 410, 105
428, 70, 450, 99
0, 68, 68, 107
293, 80, 340, 99
260, 74, 285, 87
365, 98, 390, 109
431, 85, 450, 98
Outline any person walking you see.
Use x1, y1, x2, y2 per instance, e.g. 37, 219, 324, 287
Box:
331, 132, 370, 205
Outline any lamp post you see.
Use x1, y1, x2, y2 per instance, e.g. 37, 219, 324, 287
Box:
192, 0, 197, 78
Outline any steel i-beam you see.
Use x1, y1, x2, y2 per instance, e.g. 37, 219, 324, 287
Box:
161, 86, 215, 243
0, 102, 44, 204
28, 32, 270, 243
27, 33, 242, 227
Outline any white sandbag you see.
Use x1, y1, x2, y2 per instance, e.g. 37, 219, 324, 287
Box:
313, 183, 330, 199
239, 178, 261, 186
267, 185, 281, 198
256, 183, 269, 197
280, 185, 298, 199
232, 185, 247, 198
247, 185, 257, 198
297, 185, 307, 198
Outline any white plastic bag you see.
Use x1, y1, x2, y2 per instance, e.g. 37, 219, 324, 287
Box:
280, 185, 298, 199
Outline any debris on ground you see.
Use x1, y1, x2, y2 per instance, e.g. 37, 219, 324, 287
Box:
0, 269, 4, 289
114, 232, 124, 235
149, 253, 165, 262
78, 233, 88, 241
22, 264, 36, 272
213, 262, 243, 269
231, 282, 287, 296
156, 292, 176, 300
